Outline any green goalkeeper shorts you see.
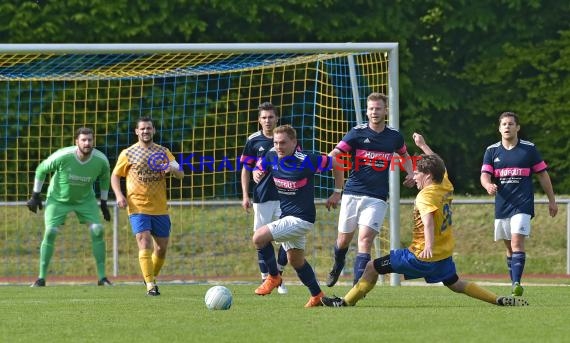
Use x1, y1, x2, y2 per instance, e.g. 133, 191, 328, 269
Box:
44, 197, 101, 228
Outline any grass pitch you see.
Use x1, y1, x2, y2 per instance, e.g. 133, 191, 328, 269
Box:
2, 282, 568, 343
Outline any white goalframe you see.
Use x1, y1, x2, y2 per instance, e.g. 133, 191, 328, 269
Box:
0, 42, 402, 285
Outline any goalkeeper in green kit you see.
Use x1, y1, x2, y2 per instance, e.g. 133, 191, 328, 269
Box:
27, 128, 113, 287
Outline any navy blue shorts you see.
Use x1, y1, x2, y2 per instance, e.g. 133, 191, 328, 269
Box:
390, 248, 457, 284
129, 214, 171, 237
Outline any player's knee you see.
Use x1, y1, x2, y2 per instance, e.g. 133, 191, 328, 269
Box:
252, 227, 270, 248
358, 232, 376, 248
90, 224, 104, 240
252, 236, 265, 249
443, 274, 460, 292
511, 242, 525, 252
336, 233, 353, 248
44, 227, 58, 242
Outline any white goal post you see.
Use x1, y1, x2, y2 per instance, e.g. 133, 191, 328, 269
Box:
0, 43, 403, 285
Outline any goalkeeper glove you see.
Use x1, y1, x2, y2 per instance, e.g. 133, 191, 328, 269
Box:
100, 200, 111, 222
26, 192, 43, 213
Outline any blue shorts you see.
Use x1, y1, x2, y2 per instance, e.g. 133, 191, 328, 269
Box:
129, 214, 171, 237
390, 248, 457, 284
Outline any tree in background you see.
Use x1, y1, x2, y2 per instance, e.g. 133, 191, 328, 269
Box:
1, 0, 568, 194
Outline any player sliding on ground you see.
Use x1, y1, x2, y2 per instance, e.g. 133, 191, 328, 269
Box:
321, 133, 529, 308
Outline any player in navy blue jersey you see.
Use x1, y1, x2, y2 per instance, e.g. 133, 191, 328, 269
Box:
325, 92, 415, 287
481, 111, 558, 296
252, 124, 338, 307
240, 102, 288, 294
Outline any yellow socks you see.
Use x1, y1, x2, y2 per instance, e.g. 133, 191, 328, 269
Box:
138, 249, 154, 285
464, 282, 499, 305
152, 254, 165, 277
344, 279, 375, 305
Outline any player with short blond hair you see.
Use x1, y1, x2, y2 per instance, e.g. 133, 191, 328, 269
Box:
325, 92, 415, 287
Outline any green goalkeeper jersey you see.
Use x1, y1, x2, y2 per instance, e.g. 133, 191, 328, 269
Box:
35, 146, 110, 204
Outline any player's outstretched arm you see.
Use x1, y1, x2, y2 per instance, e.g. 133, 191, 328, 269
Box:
412, 132, 434, 155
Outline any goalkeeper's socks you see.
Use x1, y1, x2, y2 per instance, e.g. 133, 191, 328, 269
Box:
90, 225, 106, 280
38, 227, 57, 279
38, 241, 54, 279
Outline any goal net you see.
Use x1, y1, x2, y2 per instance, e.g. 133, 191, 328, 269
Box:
0, 43, 400, 283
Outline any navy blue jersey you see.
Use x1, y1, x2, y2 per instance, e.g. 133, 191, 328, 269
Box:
240, 131, 279, 203
481, 139, 547, 218
336, 124, 407, 200
258, 150, 332, 223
